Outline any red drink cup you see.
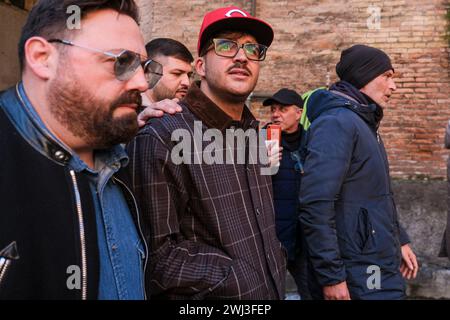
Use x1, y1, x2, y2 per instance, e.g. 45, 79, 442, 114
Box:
267, 124, 281, 145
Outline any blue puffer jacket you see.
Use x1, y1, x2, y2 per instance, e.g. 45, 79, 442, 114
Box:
272, 129, 303, 262
299, 84, 410, 300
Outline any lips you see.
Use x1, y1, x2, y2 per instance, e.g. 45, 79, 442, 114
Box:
228, 68, 250, 77
117, 103, 138, 110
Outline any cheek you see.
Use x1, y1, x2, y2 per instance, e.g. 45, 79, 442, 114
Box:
250, 64, 260, 78
376, 80, 388, 93
158, 77, 171, 88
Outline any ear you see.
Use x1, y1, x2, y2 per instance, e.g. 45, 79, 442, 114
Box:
296, 107, 303, 121
23, 37, 58, 80
194, 56, 206, 78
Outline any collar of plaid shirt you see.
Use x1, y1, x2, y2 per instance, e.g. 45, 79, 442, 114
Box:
182, 81, 259, 132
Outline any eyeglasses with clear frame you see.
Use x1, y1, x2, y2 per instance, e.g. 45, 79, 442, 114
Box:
47, 39, 163, 89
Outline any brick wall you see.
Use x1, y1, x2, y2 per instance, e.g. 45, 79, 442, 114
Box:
138, 0, 450, 179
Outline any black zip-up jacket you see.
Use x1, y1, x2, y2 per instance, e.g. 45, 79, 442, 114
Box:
0, 87, 148, 300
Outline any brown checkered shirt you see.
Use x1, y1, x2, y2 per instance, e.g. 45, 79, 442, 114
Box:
126, 83, 287, 299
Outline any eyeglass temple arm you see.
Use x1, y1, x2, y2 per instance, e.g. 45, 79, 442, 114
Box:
47, 39, 119, 58
48, 39, 162, 75
143, 60, 163, 76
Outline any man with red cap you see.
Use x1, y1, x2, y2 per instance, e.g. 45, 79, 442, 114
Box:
127, 6, 286, 299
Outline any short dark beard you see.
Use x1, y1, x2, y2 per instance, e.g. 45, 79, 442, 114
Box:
47, 66, 140, 150
151, 80, 176, 101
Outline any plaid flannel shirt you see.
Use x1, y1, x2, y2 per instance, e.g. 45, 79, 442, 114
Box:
127, 83, 287, 299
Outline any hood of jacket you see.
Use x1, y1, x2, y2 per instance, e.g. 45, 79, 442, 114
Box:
306, 81, 384, 132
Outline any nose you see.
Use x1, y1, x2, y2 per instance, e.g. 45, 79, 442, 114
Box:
271, 109, 280, 119
180, 73, 190, 87
126, 67, 149, 93
389, 78, 397, 92
233, 46, 249, 63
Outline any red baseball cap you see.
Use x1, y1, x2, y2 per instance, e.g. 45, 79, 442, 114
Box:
197, 6, 274, 55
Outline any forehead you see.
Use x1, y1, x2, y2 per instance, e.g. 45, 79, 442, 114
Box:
71, 9, 145, 56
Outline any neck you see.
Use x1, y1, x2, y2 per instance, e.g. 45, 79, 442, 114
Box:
284, 124, 299, 134
22, 78, 96, 169
283, 122, 300, 134
76, 149, 95, 169
200, 81, 245, 121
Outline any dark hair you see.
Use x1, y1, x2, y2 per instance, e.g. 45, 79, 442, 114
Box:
18, 0, 139, 71
145, 38, 194, 63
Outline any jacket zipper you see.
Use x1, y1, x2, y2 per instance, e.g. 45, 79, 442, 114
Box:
70, 170, 87, 300
0, 258, 11, 287
113, 177, 149, 300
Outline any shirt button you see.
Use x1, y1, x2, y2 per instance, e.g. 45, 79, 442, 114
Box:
112, 245, 118, 251
256, 208, 261, 216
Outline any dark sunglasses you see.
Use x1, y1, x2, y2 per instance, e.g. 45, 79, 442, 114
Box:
47, 39, 163, 89
211, 38, 268, 61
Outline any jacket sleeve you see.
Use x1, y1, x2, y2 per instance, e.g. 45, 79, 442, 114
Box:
398, 225, 411, 246
299, 113, 354, 287
126, 131, 232, 298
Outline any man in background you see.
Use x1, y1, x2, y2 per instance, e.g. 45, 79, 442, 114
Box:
299, 44, 418, 300
263, 88, 310, 299
142, 38, 193, 105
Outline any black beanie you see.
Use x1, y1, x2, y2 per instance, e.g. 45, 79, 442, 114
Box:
336, 44, 394, 89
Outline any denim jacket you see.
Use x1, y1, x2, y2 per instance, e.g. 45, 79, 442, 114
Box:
0, 83, 147, 300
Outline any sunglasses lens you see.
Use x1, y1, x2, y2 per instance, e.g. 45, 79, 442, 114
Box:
143, 60, 163, 89
115, 51, 141, 81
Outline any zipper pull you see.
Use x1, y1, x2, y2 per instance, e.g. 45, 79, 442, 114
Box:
377, 132, 380, 144
0, 241, 20, 260
0, 242, 20, 286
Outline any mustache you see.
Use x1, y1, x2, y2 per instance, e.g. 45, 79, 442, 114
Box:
111, 90, 142, 111
226, 62, 252, 76
176, 85, 189, 92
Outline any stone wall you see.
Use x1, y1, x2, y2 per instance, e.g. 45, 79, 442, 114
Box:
394, 180, 450, 299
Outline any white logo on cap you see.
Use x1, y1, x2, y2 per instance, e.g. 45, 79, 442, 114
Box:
225, 9, 248, 17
